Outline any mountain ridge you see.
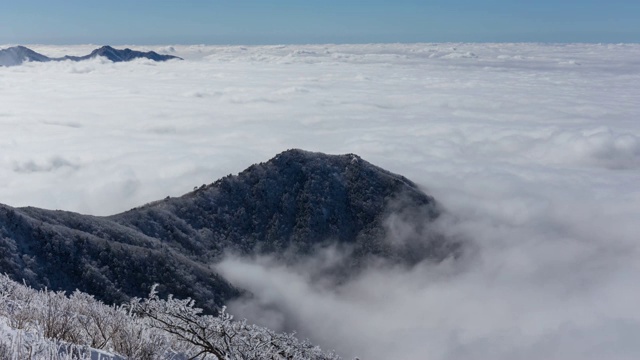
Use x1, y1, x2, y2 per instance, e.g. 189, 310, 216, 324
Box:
0, 45, 181, 66
0, 149, 457, 313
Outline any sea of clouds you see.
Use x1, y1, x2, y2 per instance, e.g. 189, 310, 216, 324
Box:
1, 43, 639, 359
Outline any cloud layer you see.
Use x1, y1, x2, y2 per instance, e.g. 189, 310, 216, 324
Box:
1, 43, 639, 359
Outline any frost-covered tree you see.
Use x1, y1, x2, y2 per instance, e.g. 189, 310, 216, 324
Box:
0, 275, 342, 360
132, 284, 340, 360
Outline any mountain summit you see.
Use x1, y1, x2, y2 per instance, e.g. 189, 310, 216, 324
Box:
0, 45, 52, 66
0, 150, 456, 313
112, 149, 450, 262
0, 45, 181, 66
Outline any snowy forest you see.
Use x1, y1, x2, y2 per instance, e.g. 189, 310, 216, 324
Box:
0, 274, 340, 359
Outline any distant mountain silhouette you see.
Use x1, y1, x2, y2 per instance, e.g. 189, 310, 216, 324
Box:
0, 45, 181, 67
0, 150, 457, 313
0, 45, 52, 66
63, 45, 181, 63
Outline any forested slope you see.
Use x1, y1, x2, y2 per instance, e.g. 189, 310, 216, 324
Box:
0, 149, 456, 313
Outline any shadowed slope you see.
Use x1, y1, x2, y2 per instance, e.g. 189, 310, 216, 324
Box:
0, 204, 236, 313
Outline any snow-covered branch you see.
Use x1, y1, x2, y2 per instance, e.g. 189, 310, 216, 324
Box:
0, 275, 342, 360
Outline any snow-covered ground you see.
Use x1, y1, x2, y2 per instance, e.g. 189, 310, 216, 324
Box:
0, 318, 123, 360
1, 43, 639, 360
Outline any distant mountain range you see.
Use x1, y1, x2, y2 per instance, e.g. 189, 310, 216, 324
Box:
0, 45, 181, 67
0, 149, 457, 313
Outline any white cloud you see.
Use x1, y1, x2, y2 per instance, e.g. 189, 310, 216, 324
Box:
1, 43, 639, 359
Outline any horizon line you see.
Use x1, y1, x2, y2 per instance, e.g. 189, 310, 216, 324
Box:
3, 41, 640, 47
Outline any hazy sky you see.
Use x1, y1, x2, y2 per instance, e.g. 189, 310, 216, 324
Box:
1, 0, 638, 44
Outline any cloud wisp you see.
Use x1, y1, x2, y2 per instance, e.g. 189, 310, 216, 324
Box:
218, 185, 640, 360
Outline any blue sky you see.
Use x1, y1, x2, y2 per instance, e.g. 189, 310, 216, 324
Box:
1, 0, 638, 44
